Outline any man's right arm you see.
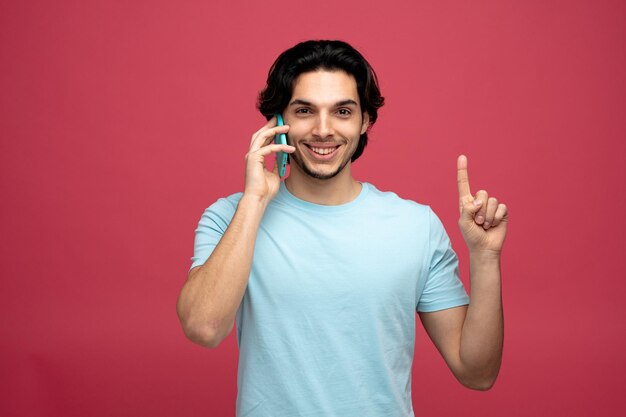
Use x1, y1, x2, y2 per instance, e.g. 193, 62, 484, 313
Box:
176, 117, 294, 349
177, 196, 268, 348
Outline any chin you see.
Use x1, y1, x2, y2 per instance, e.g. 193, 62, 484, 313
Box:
299, 157, 354, 180
302, 166, 342, 180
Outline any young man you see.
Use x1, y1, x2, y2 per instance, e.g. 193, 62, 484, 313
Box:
177, 40, 508, 416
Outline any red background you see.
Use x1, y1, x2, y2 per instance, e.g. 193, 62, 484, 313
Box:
2, 0, 625, 416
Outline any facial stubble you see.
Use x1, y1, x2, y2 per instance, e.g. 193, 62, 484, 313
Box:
288, 141, 356, 180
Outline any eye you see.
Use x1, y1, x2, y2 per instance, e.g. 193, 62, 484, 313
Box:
336, 108, 352, 117
295, 108, 311, 114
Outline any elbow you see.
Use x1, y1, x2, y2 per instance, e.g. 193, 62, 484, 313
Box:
455, 355, 502, 391
458, 371, 499, 391
462, 376, 497, 391
177, 305, 227, 350
180, 320, 223, 349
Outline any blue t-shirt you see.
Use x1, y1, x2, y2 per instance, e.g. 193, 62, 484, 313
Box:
191, 182, 469, 417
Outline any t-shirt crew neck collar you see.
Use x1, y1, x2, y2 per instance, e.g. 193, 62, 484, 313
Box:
276, 181, 370, 213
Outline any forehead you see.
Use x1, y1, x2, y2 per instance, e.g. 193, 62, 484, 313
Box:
291, 70, 359, 105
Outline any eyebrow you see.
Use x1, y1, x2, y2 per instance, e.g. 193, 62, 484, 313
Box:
288, 99, 359, 107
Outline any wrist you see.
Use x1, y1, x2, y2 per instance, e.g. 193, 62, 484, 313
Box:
469, 249, 502, 264
239, 193, 270, 209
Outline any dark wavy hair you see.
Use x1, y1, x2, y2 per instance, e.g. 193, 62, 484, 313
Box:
257, 40, 385, 162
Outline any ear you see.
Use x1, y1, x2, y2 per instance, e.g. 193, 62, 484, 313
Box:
360, 112, 370, 135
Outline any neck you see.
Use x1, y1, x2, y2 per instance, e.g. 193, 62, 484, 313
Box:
284, 163, 362, 205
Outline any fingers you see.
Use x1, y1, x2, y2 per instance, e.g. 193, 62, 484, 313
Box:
250, 116, 277, 144
457, 155, 472, 201
248, 143, 295, 159
474, 190, 488, 225
491, 203, 508, 227
456, 155, 508, 231
460, 189, 507, 230
249, 115, 289, 150
250, 124, 290, 152
483, 197, 498, 229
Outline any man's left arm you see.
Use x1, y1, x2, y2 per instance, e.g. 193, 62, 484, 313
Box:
419, 155, 508, 391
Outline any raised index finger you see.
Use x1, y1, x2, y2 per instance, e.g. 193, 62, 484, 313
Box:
457, 155, 472, 199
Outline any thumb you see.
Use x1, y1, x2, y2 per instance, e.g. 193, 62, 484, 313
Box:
461, 198, 482, 221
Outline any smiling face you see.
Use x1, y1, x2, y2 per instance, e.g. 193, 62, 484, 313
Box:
283, 70, 369, 181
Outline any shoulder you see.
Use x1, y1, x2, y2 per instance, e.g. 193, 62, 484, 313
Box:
197, 192, 243, 225
213, 192, 244, 211
363, 183, 433, 218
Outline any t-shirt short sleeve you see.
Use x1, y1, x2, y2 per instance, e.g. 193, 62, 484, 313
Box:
189, 194, 241, 271
416, 208, 470, 312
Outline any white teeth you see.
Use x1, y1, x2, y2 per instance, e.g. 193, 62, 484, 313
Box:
310, 147, 337, 155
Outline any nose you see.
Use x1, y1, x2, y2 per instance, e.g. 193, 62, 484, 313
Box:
311, 112, 334, 139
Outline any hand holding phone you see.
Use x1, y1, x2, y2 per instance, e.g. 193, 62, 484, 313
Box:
274, 114, 289, 177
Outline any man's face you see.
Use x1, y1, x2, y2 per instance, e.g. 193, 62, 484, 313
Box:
283, 70, 369, 180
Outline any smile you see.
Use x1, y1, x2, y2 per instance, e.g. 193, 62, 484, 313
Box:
309, 146, 338, 155
303, 144, 340, 158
